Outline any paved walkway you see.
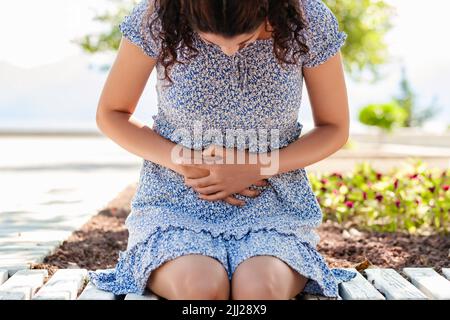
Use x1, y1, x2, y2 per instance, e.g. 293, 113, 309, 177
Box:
0, 136, 141, 273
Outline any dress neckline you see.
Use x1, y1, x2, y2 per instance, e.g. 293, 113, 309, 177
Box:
192, 31, 273, 56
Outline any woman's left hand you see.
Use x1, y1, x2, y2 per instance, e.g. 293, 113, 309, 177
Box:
180, 144, 271, 202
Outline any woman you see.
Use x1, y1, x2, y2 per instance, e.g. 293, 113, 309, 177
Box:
89, 0, 356, 300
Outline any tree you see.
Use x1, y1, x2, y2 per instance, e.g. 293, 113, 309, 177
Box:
324, 0, 394, 81
394, 67, 442, 128
74, 0, 394, 81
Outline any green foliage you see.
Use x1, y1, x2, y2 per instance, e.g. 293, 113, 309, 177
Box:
358, 101, 408, 133
394, 67, 442, 127
72, 0, 136, 54
309, 159, 450, 235
75, 0, 394, 80
324, 0, 395, 81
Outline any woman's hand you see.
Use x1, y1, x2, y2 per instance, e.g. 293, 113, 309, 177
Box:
179, 144, 272, 206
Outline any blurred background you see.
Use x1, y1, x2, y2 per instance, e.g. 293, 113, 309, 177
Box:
0, 0, 449, 274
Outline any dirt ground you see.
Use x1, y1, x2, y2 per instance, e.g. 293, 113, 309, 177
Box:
34, 183, 450, 275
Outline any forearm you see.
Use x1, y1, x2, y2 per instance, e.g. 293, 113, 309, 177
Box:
273, 124, 349, 175
96, 110, 187, 174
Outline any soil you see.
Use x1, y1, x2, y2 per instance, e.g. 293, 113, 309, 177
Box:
32, 183, 450, 274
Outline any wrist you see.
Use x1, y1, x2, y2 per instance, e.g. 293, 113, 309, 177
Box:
246, 150, 278, 180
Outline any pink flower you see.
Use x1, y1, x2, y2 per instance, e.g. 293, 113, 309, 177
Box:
409, 173, 419, 179
333, 189, 339, 195
415, 199, 420, 205
320, 178, 328, 185
345, 201, 354, 208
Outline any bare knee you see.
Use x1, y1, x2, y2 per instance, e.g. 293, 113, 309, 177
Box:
232, 276, 283, 300
150, 255, 230, 300
176, 274, 229, 300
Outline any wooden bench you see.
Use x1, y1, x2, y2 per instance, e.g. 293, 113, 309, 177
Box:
0, 267, 449, 300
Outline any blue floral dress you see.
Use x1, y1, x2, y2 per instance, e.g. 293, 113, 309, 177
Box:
89, 0, 357, 298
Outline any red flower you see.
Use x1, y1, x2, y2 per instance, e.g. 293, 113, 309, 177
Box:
376, 172, 382, 180
443, 185, 450, 191
332, 172, 343, 179
409, 173, 419, 179
428, 186, 435, 193
345, 201, 354, 208
375, 193, 383, 202
395, 199, 401, 208
362, 191, 367, 200
394, 179, 399, 190
415, 199, 420, 205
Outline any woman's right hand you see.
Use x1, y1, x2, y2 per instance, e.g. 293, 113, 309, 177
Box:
175, 147, 269, 206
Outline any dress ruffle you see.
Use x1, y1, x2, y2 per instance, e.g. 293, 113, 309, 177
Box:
88, 226, 356, 297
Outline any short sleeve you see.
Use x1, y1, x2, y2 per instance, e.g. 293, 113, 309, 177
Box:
300, 0, 347, 68
119, 0, 162, 59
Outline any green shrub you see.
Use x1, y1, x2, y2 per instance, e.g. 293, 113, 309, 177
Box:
358, 101, 408, 133
308, 158, 450, 235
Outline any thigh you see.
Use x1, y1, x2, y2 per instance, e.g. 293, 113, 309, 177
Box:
231, 255, 308, 300
147, 254, 230, 299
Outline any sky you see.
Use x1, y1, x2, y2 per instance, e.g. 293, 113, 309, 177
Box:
0, 0, 449, 132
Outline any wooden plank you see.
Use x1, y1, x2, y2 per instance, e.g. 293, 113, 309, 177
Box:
298, 294, 339, 300
78, 282, 116, 300
364, 268, 427, 300
124, 290, 160, 300
0, 270, 8, 285
0, 269, 48, 300
442, 268, 450, 280
33, 269, 87, 300
0, 292, 26, 300
403, 268, 450, 300
339, 268, 385, 300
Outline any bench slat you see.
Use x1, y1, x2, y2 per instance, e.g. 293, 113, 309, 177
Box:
442, 268, 450, 280
0, 292, 26, 300
124, 290, 159, 300
403, 268, 450, 300
338, 268, 385, 300
0, 269, 48, 300
78, 282, 116, 300
364, 268, 427, 300
33, 269, 87, 300
0, 270, 8, 285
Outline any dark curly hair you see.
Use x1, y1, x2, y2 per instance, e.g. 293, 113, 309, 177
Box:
142, 0, 310, 85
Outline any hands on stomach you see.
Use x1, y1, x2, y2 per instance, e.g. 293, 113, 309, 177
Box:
176, 144, 272, 207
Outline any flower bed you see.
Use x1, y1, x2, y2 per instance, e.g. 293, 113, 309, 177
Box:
309, 158, 450, 234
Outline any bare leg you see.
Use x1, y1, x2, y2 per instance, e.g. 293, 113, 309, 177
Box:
147, 254, 230, 300
231, 255, 308, 300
